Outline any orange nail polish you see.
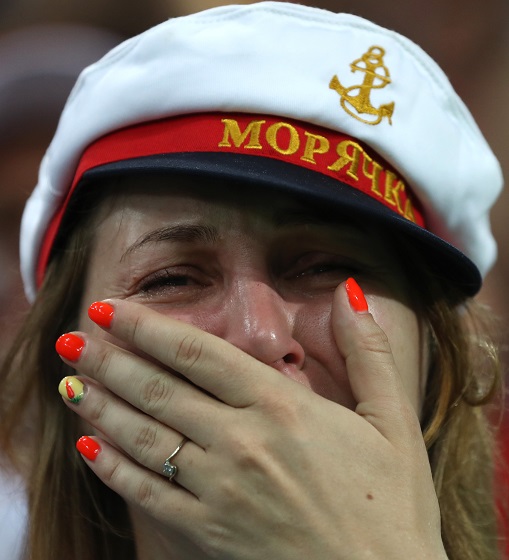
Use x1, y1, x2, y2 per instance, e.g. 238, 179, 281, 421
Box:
76, 436, 101, 461
88, 301, 115, 328
55, 333, 85, 362
345, 277, 369, 313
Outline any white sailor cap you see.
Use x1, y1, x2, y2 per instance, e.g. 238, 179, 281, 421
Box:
20, 1, 503, 301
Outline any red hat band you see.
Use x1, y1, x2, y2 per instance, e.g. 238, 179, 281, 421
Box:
37, 112, 425, 286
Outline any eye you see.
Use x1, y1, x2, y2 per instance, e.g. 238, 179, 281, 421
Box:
136, 267, 204, 296
289, 253, 361, 279
296, 261, 359, 277
279, 252, 365, 295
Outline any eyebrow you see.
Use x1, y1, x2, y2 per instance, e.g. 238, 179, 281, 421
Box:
120, 223, 219, 262
120, 208, 364, 263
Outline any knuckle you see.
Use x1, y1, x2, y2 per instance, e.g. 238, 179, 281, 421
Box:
128, 312, 149, 346
215, 473, 240, 503
99, 453, 159, 518
138, 373, 174, 414
132, 423, 160, 463
199, 522, 229, 559
87, 396, 109, 424
103, 456, 123, 487
134, 477, 158, 512
261, 393, 305, 429
359, 327, 391, 355
229, 430, 268, 471
92, 346, 114, 381
173, 334, 203, 374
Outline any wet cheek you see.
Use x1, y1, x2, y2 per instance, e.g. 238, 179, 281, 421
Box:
147, 307, 226, 337
293, 304, 354, 406
296, 306, 335, 356
94, 307, 226, 361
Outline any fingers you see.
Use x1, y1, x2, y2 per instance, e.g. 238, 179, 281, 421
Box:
54, 286, 438, 558
74, 435, 204, 531
59, 375, 208, 493
87, 299, 283, 407
55, 333, 222, 446
332, 278, 422, 444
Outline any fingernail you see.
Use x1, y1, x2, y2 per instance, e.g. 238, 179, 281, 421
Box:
58, 376, 85, 404
345, 277, 369, 313
88, 301, 115, 328
55, 333, 85, 362
76, 436, 101, 461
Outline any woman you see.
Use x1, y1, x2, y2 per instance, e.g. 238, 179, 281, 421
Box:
0, 2, 504, 559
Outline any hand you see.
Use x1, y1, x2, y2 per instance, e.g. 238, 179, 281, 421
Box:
56, 281, 448, 560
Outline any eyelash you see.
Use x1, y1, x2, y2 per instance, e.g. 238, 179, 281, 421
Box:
297, 262, 359, 276
287, 254, 364, 280
137, 268, 198, 294
134, 255, 372, 298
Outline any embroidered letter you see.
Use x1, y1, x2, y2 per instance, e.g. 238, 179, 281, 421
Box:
403, 199, 417, 223
301, 132, 330, 164
362, 151, 383, 197
328, 140, 362, 181
384, 170, 405, 214
218, 119, 265, 149
266, 122, 300, 155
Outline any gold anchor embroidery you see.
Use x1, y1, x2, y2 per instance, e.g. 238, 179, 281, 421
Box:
329, 46, 395, 126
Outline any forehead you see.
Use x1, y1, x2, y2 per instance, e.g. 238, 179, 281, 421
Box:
93, 173, 371, 232
87, 174, 408, 273
82, 173, 417, 308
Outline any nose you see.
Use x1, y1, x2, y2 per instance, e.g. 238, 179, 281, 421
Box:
223, 279, 306, 373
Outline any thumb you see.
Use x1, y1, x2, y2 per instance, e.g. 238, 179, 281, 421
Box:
332, 278, 420, 444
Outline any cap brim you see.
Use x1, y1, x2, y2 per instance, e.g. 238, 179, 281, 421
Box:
81, 151, 481, 297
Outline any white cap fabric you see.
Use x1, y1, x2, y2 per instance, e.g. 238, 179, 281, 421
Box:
20, 1, 503, 301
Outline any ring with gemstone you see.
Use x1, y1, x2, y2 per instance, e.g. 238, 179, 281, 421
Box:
162, 437, 188, 482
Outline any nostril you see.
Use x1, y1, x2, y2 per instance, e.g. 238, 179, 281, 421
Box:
270, 349, 305, 372
282, 353, 298, 364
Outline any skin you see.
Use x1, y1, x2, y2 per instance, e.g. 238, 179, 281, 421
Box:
58, 179, 446, 559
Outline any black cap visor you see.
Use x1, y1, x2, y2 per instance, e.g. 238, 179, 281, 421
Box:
80, 151, 481, 297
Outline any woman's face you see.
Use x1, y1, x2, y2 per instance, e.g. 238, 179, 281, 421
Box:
78, 178, 428, 412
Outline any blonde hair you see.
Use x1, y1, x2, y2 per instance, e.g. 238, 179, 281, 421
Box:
421, 298, 503, 557
0, 184, 505, 559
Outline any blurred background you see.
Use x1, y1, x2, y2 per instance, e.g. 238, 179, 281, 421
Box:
1, 0, 508, 388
